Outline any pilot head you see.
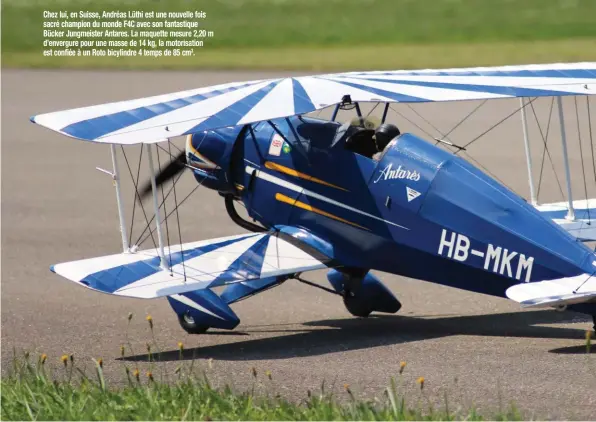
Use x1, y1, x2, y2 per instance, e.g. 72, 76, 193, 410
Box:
374, 123, 401, 152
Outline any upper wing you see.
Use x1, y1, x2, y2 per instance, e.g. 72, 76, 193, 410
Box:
31, 62, 596, 145
51, 231, 331, 299
506, 273, 596, 308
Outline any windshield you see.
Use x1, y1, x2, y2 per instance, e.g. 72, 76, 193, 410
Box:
331, 116, 381, 147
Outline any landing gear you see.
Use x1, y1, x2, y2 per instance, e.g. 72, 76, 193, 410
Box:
326, 269, 402, 317
343, 291, 374, 317
167, 291, 239, 335
177, 312, 209, 334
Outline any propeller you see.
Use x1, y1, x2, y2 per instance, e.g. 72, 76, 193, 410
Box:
139, 150, 187, 200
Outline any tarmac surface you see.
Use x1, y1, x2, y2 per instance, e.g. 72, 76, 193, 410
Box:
2, 69, 596, 419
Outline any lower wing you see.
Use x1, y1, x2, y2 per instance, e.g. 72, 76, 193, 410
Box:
51, 231, 331, 299
506, 273, 596, 308
536, 199, 596, 242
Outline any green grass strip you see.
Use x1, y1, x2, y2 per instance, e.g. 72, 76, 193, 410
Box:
1, 355, 525, 421
4, 0, 596, 53
3, 0, 596, 71
3, 329, 592, 419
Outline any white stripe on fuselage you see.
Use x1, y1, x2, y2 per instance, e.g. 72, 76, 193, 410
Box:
245, 166, 408, 230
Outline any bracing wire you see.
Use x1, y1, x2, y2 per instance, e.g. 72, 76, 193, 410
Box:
126, 144, 143, 242
137, 133, 211, 248
572, 269, 596, 294
533, 98, 555, 199
365, 102, 380, 118
443, 100, 488, 139
458, 97, 538, 152
133, 172, 184, 247
402, 102, 512, 189
120, 145, 157, 250
405, 104, 444, 139
574, 97, 590, 223
137, 179, 203, 247
529, 99, 565, 201
405, 100, 487, 143
389, 105, 436, 139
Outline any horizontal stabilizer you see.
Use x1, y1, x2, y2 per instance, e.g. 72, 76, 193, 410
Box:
536, 199, 596, 241
51, 232, 329, 299
506, 273, 596, 308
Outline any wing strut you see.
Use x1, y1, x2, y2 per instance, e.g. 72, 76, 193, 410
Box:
381, 102, 390, 123
147, 143, 169, 270
110, 144, 130, 252
557, 97, 576, 220
519, 98, 538, 206
331, 104, 340, 121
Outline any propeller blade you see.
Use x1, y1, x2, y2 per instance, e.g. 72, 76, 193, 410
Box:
139, 150, 187, 200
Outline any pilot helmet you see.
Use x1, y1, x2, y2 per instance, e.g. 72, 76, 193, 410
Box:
374, 123, 401, 151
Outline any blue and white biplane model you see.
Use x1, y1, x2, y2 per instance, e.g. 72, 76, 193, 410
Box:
31, 62, 596, 334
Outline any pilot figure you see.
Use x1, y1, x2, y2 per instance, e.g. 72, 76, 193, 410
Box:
372, 123, 401, 161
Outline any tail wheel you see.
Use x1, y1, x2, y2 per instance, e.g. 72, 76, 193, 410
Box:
177, 312, 209, 334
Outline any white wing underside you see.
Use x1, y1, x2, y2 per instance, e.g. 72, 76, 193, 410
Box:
51, 232, 328, 299
31, 62, 596, 145
506, 273, 596, 308
536, 198, 596, 242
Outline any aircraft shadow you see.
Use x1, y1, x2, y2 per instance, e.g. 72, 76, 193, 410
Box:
120, 310, 592, 362
549, 345, 595, 354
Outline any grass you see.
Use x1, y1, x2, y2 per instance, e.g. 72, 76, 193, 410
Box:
1, 314, 593, 421
2, 0, 596, 70
1, 352, 521, 421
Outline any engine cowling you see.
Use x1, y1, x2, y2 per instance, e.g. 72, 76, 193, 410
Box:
185, 126, 244, 194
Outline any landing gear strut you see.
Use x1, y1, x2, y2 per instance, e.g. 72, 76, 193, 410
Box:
296, 271, 401, 318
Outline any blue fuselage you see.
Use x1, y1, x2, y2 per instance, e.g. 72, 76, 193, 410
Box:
188, 116, 595, 299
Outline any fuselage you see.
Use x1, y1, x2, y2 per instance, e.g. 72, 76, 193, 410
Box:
187, 116, 596, 300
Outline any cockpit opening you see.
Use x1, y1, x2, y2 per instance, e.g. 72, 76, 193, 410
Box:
333, 116, 401, 160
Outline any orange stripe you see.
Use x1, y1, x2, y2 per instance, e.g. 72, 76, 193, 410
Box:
186, 135, 218, 169
265, 161, 348, 191
275, 193, 368, 231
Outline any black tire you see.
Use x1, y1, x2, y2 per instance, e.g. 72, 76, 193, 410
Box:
343, 293, 372, 318
177, 313, 210, 334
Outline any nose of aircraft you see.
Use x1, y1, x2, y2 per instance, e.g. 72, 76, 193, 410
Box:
186, 128, 235, 170
185, 126, 244, 193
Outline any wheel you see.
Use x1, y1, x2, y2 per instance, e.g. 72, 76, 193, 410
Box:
177, 312, 210, 334
343, 292, 372, 318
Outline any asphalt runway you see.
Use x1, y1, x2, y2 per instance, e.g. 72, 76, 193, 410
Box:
2, 69, 596, 419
